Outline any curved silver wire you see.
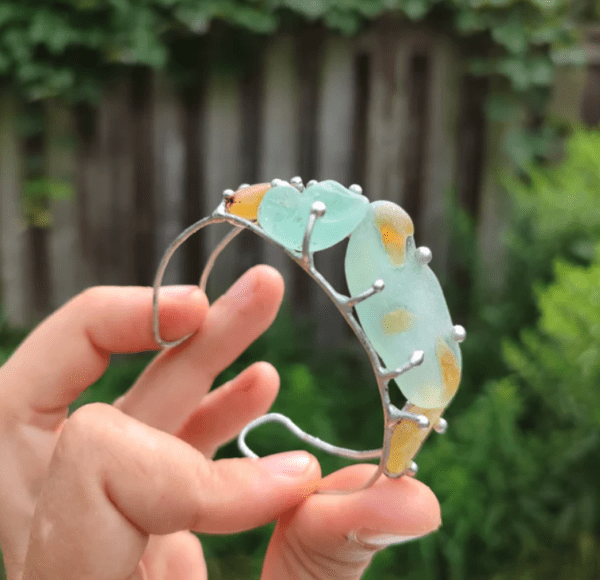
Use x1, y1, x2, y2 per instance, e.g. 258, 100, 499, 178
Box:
199, 226, 243, 291
238, 414, 387, 495
238, 413, 382, 461
152, 192, 453, 493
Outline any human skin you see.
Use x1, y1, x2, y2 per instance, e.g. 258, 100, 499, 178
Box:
0, 265, 441, 580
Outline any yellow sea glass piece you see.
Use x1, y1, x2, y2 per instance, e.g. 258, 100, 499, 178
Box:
226, 183, 272, 220
386, 406, 444, 475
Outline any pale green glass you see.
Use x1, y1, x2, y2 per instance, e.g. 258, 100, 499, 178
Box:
345, 203, 461, 409
258, 180, 369, 252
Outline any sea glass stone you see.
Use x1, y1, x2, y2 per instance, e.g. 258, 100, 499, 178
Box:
345, 201, 461, 408
257, 180, 369, 253
226, 183, 272, 220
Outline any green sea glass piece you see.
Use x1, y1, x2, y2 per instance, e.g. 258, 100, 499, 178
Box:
257, 180, 369, 253
345, 201, 461, 409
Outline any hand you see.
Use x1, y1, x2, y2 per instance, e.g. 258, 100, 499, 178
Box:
0, 265, 441, 580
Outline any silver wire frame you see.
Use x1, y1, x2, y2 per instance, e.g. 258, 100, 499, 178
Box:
152, 179, 459, 493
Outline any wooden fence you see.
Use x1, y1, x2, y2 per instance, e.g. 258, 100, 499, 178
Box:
0, 21, 595, 340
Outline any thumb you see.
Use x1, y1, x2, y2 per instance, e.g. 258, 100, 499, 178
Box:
22, 403, 320, 580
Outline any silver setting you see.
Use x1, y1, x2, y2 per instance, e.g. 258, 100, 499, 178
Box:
406, 461, 418, 476
349, 184, 363, 195
380, 350, 424, 382
434, 417, 448, 434
237, 183, 250, 190
290, 176, 304, 192
152, 180, 459, 494
452, 324, 466, 343
344, 279, 384, 309
416, 246, 432, 264
222, 188, 235, 200
307, 179, 318, 187
387, 406, 429, 428
239, 413, 381, 461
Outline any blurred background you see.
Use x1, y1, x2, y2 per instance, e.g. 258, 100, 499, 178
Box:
1, 1, 600, 579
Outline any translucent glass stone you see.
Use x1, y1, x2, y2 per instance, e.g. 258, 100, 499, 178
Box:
226, 183, 272, 220
345, 201, 461, 408
257, 180, 369, 253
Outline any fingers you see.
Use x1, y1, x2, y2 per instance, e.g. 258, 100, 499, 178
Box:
23, 403, 320, 580
176, 362, 280, 458
116, 265, 285, 434
261, 464, 441, 580
141, 533, 206, 580
0, 286, 208, 424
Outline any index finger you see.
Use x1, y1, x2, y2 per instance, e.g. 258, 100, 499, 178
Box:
261, 464, 441, 579
0, 286, 208, 423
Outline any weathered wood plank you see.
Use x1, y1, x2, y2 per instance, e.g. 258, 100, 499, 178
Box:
0, 91, 29, 326
132, 70, 156, 287
202, 72, 242, 297
46, 99, 83, 308
258, 34, 299, 295
314, 36, 356, 344
235, 61, 264, 281
152, 74, 185, 285
84, 80, 135, 286
476, 117, 517, 296
363, 27, 410, 203
75, 103, 100, 290
293, 28, 323, 315
108, 79, 136, 286
419, 36, 460, 284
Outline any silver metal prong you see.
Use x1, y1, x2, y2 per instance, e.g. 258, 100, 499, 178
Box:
452, 324, 466, 343
290, 176, 304, 191
222, 188, 235, 200
388, 406, 430, 428
270, 178, 285, 187
237, 183, 250, 190
416, 246, 432, 264
307, 179, 318, 187
349, 184, 363, 195
382, 350, 424, 382
301, 201, 326, 264
310, 200, 327, 218
346, 279, 384, 308
406, 461, 418, 476
434, 417, 448, 434
410, 350, 425, 366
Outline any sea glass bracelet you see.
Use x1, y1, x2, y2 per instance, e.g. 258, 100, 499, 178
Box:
152, 177, 465, 493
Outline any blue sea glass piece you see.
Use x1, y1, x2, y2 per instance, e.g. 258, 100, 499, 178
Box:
258, 180, 369, 253
345, 201, 461, 408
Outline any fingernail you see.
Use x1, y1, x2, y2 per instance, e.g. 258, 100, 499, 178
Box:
259, 451, 312, 477
225, 270, 257, 301
160, 285, 199, 297
353, 529, 434, 547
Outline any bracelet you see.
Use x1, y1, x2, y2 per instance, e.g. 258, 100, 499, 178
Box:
152, 177, 465, 494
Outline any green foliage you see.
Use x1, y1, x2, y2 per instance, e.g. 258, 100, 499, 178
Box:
0, 0, 585, 122
505, 246, 600, 429
3, 129, 600, 579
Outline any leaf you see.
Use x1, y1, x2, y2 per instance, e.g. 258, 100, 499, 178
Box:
491, 16, 528, 54
402, 0, 430, 20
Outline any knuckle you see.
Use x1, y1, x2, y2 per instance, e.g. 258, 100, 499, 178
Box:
58, 403, 116, 458
165, 531, 204, 561
190, 457, 215, 529
73, 286, 104, 309
281, 531, 372, 579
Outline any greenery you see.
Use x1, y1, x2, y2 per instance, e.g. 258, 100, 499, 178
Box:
0, 0, 589, 115
2, 0, 600, 574
2, 130, 600, 579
